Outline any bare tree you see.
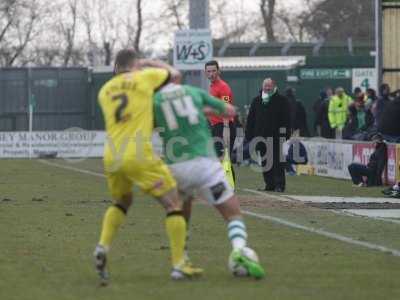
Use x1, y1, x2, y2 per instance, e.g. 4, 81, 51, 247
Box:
163, 0, 186, 30
276, 9, 307, 42
0, 0, 15, 43
210, 0, 261, 43
30, 47, 60, 66
0, 0, 42, 66
124, 0, 143, 53
260, 0, 276, 42
134, 0, 142, 53
301, 0, 374, 41
58, 0, 79, 66
96, 0, 120, 65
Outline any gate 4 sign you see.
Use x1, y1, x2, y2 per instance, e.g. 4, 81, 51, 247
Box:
173, 29, 213, 70
352, 68, 377, 92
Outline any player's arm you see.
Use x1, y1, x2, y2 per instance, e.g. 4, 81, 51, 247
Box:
136, 59, 181, 85
198, 88, 236, 118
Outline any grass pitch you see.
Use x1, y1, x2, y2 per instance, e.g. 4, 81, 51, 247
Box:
1, 159, 400, 300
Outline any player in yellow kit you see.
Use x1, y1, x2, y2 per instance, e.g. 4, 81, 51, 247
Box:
94, 49, 202, 285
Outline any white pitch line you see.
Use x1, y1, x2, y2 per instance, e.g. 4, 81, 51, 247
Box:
241, 188, 296, 202
38, 159, 106, 178
242, 210, 400, 257
38, 161, 400, 257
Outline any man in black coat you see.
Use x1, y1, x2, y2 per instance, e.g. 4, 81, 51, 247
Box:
374, 83, 392, 127
245, 78, 291, 192
348, 134, 387, 187
378, 92, 400, 143
285, 87, 310, 137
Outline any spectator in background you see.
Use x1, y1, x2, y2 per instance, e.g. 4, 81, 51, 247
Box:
286, 87, 297, 133
313, 90, 326, 135
347, 134, 387, 187
245, 78, 291, 192
353, 87, 363, 99
285, 87, 310, 137
343, 93, 374, 140
373, 83, 392, 126
313, 88, 334, 138
378, 90, 400, 143
365, 88, 378, 110
285, 136, 308, 176
328, 87, 352, 138
326, 87, 334, 99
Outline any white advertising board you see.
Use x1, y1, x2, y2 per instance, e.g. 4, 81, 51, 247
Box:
303, 141, 353, 179
0, 131, 106, 158
0, 131, 164, 159
173, 29, 213, 70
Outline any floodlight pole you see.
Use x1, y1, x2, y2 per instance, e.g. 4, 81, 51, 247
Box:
187, 0, 210, 90
375, 0, 383, 87
27, 67, 33, 159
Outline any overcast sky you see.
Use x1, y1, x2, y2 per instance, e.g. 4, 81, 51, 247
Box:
140, 0, 305, 54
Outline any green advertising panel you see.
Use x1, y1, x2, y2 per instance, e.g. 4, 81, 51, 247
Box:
300, 68, 352, 80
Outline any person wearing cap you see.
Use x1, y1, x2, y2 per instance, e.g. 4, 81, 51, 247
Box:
328, 87, 352, 138
347, 134, 387, 187
343, 93, 374, 140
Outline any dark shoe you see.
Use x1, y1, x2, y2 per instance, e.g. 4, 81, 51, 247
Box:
94, 245, 109, 286
274, 187, 284, 193
257, 186, 275, 192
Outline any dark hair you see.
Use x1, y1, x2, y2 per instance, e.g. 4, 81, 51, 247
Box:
354, 87, 362, 94
285, 87, 295, 98
114, 49, 137, 74
205, 60, 219, 70
380, 83, 390, 94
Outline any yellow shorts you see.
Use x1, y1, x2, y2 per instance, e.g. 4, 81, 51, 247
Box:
104, 156, 176, 200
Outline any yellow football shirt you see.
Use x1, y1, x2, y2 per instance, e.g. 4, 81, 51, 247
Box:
98, 68, 169, 163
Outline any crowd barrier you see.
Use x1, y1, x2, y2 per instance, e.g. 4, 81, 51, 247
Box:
300, 138, 400, 185
0, 131, 398, 185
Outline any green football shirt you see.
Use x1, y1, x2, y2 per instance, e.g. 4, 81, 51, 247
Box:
154, 84, 226, 164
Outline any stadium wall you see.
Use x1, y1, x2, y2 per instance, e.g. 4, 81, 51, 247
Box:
0, 68, 91, 131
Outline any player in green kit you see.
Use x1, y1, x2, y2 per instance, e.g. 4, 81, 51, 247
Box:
153, 82, 265, 279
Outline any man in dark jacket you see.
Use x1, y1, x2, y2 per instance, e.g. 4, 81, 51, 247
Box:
285, 87, 309, 137
348, 134, 387, 187
378, 93, 400, 143
374, 83, 392, 127
313, 88, 334, 138
245, 78, 291, 192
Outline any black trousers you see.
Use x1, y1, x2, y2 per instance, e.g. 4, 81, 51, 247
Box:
258, 140, 286, 191
211, 122, 236, 158
348, 163, 374, 185
211, 122, 236, 182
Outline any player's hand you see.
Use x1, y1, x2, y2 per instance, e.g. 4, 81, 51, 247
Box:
135, 59, 181, 83
203, 107, 215, 116
223, 103, 236, 118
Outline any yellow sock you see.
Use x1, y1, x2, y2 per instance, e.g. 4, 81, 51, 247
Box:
99, 205, 126, 249
165, 212, 186, 267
